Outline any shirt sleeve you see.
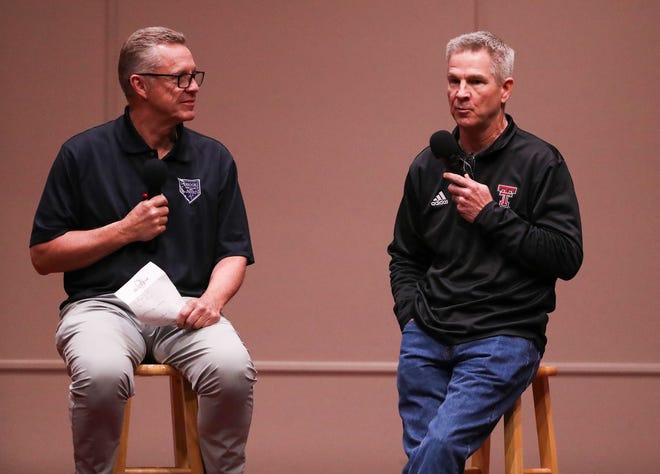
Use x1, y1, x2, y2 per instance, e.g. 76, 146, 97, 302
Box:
387, 168, 433, 329
30, 145, 81, 247
214, 159, 255, 265
474, 155, 583, 280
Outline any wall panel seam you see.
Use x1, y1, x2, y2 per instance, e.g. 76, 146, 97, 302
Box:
104, 0, 119, 121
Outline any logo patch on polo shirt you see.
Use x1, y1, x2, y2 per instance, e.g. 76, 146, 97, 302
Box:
178, 178, 201, 204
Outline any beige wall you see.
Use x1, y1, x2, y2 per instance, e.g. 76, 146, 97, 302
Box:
1, 1, 659, 472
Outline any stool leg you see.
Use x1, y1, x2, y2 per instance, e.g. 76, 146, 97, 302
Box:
113, 398, 131, 474
170, 373, 204, 473
467, 435, 490, 474
170, 374, 189, 468
182, 378, 204, 473
504, 398, 523, 474
533, 375, 559, 473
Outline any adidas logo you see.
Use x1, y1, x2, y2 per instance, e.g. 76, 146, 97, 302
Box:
431, 191, 449, 207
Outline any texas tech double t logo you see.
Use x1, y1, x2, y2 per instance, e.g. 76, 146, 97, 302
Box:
497, 184, 517, 208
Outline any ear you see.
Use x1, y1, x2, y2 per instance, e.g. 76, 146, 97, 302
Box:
500, 77, 514, 104
129, 74, 149, 100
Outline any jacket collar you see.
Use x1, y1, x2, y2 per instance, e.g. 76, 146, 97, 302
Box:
453, 114, 517, 158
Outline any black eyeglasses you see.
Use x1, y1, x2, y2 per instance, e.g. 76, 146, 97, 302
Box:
136, 71, 205, 89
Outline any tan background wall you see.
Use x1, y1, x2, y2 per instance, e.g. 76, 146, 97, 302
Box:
1, 1, 658, 472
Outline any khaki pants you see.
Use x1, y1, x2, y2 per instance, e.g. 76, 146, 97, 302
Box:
56, 294, 256, 474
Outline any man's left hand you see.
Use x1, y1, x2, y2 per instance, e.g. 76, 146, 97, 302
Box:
177, 298, 221, 330
444, 172, 493, 223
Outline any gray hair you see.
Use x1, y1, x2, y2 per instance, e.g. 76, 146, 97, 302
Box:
446, 31, 514, 85
118, 26, 187, 98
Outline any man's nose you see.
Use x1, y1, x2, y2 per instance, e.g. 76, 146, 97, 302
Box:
185, 78, 200, 92
457, 80, 470, 97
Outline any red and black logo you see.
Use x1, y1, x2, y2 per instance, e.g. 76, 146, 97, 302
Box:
497, 184, 517, 208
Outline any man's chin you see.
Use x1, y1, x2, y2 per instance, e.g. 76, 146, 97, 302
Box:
179, 111, 196, 122
454, 116, 476, 129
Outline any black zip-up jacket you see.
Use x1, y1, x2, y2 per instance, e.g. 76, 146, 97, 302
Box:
387, 115, 582, 353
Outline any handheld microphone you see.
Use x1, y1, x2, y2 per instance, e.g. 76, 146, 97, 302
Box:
142, 158, 168, 198
429, 130, 472, 177
141, 159, 168, 252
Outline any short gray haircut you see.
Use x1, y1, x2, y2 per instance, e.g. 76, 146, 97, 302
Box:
118, 26, 187, 98
446, 31, 514, 85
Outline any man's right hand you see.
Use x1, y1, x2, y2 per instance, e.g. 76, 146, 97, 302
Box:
121, 195, 169, 242
30, 195, 169, 275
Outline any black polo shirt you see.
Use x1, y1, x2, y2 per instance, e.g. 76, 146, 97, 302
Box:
31, 108, 254, 308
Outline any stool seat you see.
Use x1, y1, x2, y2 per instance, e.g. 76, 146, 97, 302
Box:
113, 363, 204, 474
465, 365, 559, 474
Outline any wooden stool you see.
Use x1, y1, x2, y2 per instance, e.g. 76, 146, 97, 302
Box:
113, 364, 204, 474
465, 365, 559, 474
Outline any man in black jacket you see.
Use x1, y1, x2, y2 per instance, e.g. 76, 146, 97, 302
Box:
388, 31, 582, 474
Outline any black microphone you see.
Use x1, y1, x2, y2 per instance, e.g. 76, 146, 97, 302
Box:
429, 130, 469, 177
142, 158, 168, 198
141, 158, 168, 252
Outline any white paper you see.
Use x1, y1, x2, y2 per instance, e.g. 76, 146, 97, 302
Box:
115, 262, 184, 326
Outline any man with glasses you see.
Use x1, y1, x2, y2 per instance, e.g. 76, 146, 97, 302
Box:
387, 31, 583, 473
30, 27, 255, 474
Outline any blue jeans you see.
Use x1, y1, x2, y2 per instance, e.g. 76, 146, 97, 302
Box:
397, 321, 540, 474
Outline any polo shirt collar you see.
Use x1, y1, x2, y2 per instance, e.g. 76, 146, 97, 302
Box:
116, 106, 190, 162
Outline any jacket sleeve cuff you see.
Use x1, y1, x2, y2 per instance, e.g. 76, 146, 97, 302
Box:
394, 299, 416, 330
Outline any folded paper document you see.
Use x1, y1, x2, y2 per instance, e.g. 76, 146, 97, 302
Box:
115, 262, 185, 326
